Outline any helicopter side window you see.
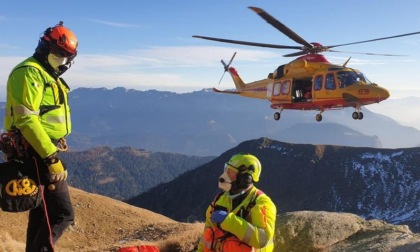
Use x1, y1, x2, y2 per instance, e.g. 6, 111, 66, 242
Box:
325, 73, 336, 90
281, 80, 290, 95
314, 75, 323, 91
273, 82, 281, 96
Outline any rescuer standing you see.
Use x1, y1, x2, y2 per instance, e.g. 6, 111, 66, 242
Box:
4, 21, 78, 252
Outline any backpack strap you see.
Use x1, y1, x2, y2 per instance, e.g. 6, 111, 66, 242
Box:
240, 189, 264, 219
211, 189, 264, 217
211, 192, 223, 208
210, 191, 228, 213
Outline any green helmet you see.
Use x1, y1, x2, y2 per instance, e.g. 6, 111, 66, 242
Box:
226, 153, 261, 182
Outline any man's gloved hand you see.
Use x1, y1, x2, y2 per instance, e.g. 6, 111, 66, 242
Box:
45, 153, 67, 182
211, 210, 228, 224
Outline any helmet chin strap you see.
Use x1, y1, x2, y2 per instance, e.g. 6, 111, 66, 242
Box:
228, 184, 252, 199
227, 190, 246, 199
57, 61, 72, 76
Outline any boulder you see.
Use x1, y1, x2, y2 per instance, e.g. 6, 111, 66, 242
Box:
275, 211, 420, 252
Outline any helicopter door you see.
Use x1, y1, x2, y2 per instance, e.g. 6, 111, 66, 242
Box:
313, 73, 338, 100
312, 75, 323, 100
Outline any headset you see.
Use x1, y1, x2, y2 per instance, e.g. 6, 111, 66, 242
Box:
236, 165, 254, 189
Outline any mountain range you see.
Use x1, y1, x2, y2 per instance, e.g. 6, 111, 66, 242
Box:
1, 87, 420, 156
127, 137, 420, 233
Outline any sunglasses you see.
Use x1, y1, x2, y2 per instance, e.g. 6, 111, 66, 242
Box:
224, 163, 239, 172
49, 42, 77, 61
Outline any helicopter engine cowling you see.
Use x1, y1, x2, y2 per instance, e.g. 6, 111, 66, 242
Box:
283, 59, 312, 76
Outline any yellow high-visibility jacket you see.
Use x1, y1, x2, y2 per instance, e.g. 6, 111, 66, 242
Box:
4, 56, 71, 159
198, 186, 276, 252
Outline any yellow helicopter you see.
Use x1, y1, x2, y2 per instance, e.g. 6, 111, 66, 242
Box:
193, 6, 420, 121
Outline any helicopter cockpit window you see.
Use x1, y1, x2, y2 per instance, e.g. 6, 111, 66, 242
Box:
314, 75, 323, 91
326, 73, 336, 90
358, 72, 372, 84
337, 71, 359, 88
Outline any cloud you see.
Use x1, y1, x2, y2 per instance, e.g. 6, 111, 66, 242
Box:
0, 44, 19, 50
0, 45, 419, 101
130, 46, 281, 66
60, 46, 279, 90
85, 19, 142, 28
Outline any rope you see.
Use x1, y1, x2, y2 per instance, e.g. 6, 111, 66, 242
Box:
33, 157, 55, 252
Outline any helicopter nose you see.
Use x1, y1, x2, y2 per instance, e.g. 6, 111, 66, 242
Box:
377, 87, 390, 101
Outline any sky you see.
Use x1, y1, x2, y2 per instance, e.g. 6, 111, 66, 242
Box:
1, 1, 420, 102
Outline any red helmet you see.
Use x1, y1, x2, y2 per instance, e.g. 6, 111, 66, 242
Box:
43, 21, 78, 58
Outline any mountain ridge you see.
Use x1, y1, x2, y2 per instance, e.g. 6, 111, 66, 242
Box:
128, 137, 420, 233
60, 146, 213, 200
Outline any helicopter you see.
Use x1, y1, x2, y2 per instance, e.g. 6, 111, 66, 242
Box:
193, 6, 420, 122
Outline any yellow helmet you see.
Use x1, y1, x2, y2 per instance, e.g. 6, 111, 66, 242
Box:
226, 153, 261, 182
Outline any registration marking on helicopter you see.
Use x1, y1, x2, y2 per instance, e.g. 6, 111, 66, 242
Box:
249, 87, 267, 92
358, 89, 370, 95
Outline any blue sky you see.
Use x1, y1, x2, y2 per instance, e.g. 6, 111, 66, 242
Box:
1, 0, 420, 102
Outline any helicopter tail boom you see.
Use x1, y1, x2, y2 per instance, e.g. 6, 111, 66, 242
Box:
227, 67, 246, 91
212, 67, 245, 94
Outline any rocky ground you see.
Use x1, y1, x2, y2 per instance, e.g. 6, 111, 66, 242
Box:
0, 187, 419, 251
276, 211, 420, 252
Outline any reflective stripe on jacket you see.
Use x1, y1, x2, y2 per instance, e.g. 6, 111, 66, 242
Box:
4, 57, 71, 158
198, 186, 276, 252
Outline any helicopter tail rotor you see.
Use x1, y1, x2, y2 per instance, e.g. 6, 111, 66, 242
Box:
218, 52, 237, 85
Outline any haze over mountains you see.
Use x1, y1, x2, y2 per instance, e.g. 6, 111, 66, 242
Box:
67, 88, 420, 155
1, 87, 419, 156
368, 96, 420, 131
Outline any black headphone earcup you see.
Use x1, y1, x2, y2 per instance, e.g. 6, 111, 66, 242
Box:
36, 38, 49, 54
239, 173, 253, 188
44, 27, 53, 37
35, 27, 53, 55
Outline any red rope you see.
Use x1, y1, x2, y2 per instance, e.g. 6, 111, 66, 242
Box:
33, 157, 55, 252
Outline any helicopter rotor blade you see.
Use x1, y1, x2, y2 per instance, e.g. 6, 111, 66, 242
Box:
226, 52, 237, 70
248, 6, 313, 49
283, 51, 309, 57
217, 71, 227, 85
328, 49, 407, 56
192, 35, 301, 50
327, 31, 420, 49
194, 7, 420, 58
